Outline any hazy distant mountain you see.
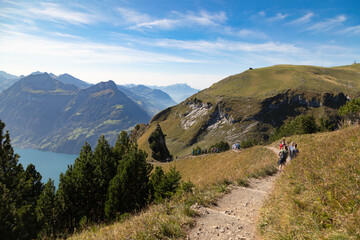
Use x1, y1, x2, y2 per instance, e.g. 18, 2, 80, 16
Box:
0, 73, 150, 154
0, 70, 20, 92
118, 84, 177, 116
148, 83, 199, 103
56, 73, 92, 89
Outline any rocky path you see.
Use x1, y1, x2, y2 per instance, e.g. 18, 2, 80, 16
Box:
187, 147, 279, 240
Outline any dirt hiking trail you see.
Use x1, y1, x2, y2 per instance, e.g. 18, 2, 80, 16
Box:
187, 147, 279, 240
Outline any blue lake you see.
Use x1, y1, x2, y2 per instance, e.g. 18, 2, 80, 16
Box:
15, 148, 78, 187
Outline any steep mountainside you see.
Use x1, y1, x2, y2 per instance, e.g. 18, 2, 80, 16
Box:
0, 70, 19, 92
0, 73, 151, 154
56, 73, 92, 89
137, 64, 360, 157
118, 84, 177, 116
148, 83, 199, 103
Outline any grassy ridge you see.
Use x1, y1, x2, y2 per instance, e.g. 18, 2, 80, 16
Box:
200, 64, 360, 99
69, 146, 277, 239
160, 146, 277, 188
260, 126, 360, 239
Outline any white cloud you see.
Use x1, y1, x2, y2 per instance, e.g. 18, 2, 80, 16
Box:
119, 8, 227, 30
289, 12, 314, 24
1, 2, 99, 26
28, 2, 95, 25
117, 7, 151, 24
0, 31, 200, 64
52, 32, 84, 40
147, 39, 302, 54
131, 18, 181, 30
237, 29, 267, 39
341, 25, 360, 35
307, 15, 346, 32
268, 13, 289, 21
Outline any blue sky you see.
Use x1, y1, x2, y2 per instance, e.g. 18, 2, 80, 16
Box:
0, 0, 359, 89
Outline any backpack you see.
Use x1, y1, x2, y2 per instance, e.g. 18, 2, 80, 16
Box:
278, 150, 285, 160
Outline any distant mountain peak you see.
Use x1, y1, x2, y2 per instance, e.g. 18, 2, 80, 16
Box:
93, 80, 118, 91
30, 71, 44, 76
56, 73, 91, 89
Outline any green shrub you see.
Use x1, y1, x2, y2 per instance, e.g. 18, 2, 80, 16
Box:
149, 166, 182, 202
339, 97, 360, 122
209, 141, 230, 152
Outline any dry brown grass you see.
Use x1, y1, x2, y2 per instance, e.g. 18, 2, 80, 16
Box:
68, 146, 278, 240
160, 146, 277, 188
69, 200, 196, 240
259, 125, 360, 239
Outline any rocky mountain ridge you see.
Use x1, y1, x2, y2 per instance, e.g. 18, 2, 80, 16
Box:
138, 64, 360, 157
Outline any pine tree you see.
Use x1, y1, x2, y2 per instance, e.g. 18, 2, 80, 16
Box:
105, 139, 152, 219
36, 179, 58, 238
93, 135, 116, 220
72, 142, 97, 223
0, 120, 43, 239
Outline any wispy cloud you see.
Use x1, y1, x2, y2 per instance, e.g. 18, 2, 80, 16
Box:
340, 25, 360, 35
52, 32, 84, 40
0, 31, 200, 64
117, 7, 151, 24
307, 15, 346, 32
268, 13, 289, 21
237, 29, 267, 39
251, 11, 288, 22
289, 12, 314, 24
117, 8, 227, 30
28, 2, 95, 25
1, 2, 99, 26
145, 38, 302, 54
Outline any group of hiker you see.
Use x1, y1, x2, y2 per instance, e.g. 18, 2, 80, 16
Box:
232, 143, 241, 150
192, 147, 221, 156
278, 139, 299, 171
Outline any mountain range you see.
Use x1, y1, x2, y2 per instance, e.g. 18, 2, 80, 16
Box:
147, 83, 199, 103
0, 73, 151, 153
137, 64, 360, 158
0, 70, 200, 154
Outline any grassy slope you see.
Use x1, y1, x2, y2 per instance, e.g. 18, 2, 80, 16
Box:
160, 146, 277, 188
260, 125, 360, 239
69, 146, 277, 240
199, 64, 360, 100
139, 64, 360, 158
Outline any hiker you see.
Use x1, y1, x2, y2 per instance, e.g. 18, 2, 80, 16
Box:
288, 142, 300, 163
279, 139, 286, 149
288, 142, 294, 162
278, 145, 288, 172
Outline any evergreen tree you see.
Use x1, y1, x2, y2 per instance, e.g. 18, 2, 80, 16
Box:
105, 141, 152, 220
0, 120, 43, 239
113, 131, 131, 161
56, 166, 79, 233
339, 97, 360, 123
93, 135, 116, 220
72, 142, 97, 223
36, 179, 58, 238
149, 166, 181, 202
